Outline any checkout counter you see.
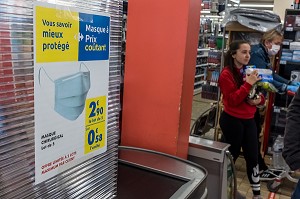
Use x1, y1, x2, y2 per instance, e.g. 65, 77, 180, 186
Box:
188, 136, 235, 199
117, 146, 208, 199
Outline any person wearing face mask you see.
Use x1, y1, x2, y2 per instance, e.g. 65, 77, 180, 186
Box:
219, 40, 264, 199
248, 29, 299, 178
249, 29, 299, 93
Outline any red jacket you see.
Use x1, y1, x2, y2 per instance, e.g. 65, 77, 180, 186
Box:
218, 66, 265, 119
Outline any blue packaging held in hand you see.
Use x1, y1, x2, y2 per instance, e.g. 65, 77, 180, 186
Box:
245, 65, 273, 82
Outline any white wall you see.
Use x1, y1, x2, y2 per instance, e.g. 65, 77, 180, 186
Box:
273, 0, 294, 22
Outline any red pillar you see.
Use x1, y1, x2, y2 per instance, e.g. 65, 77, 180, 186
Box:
121, 0, 201, 159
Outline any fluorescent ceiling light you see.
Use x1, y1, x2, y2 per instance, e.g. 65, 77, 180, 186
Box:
201, 3, 204, 6
229, 0, 240, 3
239, 4, 274, 8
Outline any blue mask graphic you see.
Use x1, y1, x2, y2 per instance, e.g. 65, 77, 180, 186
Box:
39, 63, 91, 121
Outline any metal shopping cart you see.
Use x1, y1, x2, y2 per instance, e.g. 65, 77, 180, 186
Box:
190, 102, 217, 137
263, 90, 299, 193
262, 167, 299, 193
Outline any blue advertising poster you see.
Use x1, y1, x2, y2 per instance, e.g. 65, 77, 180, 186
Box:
79, 13, 110, 61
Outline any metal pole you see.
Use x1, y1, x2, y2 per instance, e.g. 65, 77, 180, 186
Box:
213, 0, 228, 141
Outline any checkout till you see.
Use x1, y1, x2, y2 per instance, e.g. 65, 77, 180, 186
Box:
117, 146, 208, 199
117, 136, 234, 199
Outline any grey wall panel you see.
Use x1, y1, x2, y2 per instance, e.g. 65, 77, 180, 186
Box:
0, 0, 122, 198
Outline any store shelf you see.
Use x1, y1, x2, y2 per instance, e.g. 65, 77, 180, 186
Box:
285, 27, 300, 32
280, 60, 300, 65
195, 74, 205, 78
197, 54, 208, 58
201, 9, 218, 13
194, 80, 205, 86
197, 48, 211, 52
282, 41, 290, 45
209, 82, 218, 86
195, 2, 222, 97
193, 87, 202, 95
199, 32, 214, 36
196, 63, 208, 67
207, 63, 219, 66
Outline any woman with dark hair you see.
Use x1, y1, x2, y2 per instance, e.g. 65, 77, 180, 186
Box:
219, 40, 264, 199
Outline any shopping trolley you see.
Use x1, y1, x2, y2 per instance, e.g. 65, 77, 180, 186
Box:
190, 102, 217, 137
261, 167, 298, 192
263, 90, 299, 193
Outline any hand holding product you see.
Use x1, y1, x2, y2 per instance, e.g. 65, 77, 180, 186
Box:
245, 69, 261, 85
246, 67, 278, 99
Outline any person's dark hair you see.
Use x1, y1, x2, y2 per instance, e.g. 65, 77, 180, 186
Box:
224, 40, 250, 88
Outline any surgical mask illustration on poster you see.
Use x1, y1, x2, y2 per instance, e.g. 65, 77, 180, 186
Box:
34, 2, 110, 184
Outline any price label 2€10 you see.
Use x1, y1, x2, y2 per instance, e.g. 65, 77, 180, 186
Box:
85, 96, 106, 154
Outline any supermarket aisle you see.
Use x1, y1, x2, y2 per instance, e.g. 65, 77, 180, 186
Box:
190, 94, 297, 198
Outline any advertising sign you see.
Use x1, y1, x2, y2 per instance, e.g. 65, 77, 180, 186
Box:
34, 2, 110, 184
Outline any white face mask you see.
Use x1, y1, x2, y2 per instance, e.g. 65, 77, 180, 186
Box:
268, 44, 281, 56
39, 63, 91, 121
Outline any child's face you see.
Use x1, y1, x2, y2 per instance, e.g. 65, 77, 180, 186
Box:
233, 43, 251, 68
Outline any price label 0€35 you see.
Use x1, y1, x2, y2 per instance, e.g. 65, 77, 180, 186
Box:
84, 96, 106, 154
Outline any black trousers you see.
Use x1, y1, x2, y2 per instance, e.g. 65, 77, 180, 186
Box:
254, 108, 268, 171
220, 111, 260, 195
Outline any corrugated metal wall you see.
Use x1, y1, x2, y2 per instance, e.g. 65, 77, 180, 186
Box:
0, 0, 122, 198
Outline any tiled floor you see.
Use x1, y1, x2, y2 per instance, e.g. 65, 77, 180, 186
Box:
191, 93, 297, 199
